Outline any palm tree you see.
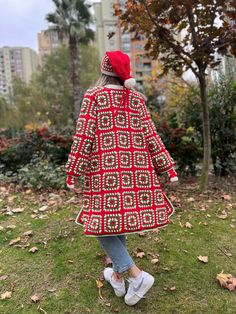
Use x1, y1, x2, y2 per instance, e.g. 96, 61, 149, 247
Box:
46, 0, 94, 120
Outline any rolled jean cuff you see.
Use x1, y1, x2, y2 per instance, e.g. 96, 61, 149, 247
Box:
113, 260, 134, 274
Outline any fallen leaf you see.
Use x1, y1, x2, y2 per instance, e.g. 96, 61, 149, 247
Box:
216, 210, 228, 220
136, 251, 145, 258
151, 258, 159, 264
96, 279, 104, 289
23, 230, 33, 237
31, 294, 41, 303
7, 224, 16, 229
216, 271, 236, 291
227, 283, 235, 291
185, 222, 192, 229
38, 205, 48, 212
197, 255, 208, 263
105, 302, 111, 307
113, 307, 121, 313
1, 291, 12, 299
138, 232, 146, 237
47, 288, 57, 293
0, 275, 8, 281
12, 207, 24, 213
222, 194, 232, 201
96, 279, 104, 299
29, 247, 38, 253
9, 237, 21, 246
187, 197, 195, 202
170, 286, 176, 291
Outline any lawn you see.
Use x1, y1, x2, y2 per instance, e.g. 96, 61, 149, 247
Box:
0, 177, 236, 314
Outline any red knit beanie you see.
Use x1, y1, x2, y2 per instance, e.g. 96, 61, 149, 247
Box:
101, 50, 136, 89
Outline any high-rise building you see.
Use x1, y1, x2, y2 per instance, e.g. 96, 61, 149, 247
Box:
93, 0, 121, 60
0, 47, 39, 97
38, 27, 68, 66
93, 0, 161, 88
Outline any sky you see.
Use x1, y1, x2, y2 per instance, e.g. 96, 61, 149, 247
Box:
0, 0, 97, 52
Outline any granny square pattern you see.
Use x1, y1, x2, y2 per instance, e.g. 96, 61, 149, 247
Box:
65, 86, 176, 236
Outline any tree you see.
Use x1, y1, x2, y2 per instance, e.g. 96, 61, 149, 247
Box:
116, 0, 236, 190
3, 46, 99, 131
46, 0, 94, 120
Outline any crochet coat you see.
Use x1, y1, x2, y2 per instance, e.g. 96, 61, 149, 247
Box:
65, 85, 176, 236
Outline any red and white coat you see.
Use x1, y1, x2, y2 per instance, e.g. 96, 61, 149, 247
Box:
65, 85, 176, 236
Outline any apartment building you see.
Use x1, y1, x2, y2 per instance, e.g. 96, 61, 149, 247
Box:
0, 47, 39, 97
38, 27, 68, 66
93, 0, 160, 88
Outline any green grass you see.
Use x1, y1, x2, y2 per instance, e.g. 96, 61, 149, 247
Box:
0, 178, 236, 314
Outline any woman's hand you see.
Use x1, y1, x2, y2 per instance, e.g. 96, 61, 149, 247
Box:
167, 168, 179, 185
66, 176, 78, 190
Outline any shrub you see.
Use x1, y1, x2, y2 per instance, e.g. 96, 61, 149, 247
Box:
17, 158, 67, 190
0, 127, 73, 175
156, 122, 202, 176
209, 78, 236, 176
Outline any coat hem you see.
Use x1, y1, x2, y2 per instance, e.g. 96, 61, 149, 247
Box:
74, 193, 176, 237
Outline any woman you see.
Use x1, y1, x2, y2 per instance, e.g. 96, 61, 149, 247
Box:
65, 51, 178, 306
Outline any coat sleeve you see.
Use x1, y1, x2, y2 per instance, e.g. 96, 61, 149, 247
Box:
65, 92, 97, 177
139, 98, 176, 174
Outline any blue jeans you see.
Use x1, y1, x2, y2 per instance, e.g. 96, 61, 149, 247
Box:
97, 235, 134, 274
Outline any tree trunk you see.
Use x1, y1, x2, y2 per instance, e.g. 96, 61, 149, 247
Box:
69, 36, 82, 122
198, 73, 211, 191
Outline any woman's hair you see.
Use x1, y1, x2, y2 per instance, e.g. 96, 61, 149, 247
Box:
95, 74, 124, 87
95, 74, 147, 101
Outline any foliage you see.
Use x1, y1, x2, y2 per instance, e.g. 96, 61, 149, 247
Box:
16, 159, 67, 190
209, 78, 236, 176
116, 0, 236, 190
0, 46, 99, 131
116, 0, 236, 77
180, 77, 236, 176
155, 121, 202, 176
0, 127, 73, 175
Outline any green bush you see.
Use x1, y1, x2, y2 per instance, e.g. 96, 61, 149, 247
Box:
156, 122, 202, 176
180, 78, 236, 176
209, 78, 236, 176
17, 158, 67, 190
0, 127, 73, 174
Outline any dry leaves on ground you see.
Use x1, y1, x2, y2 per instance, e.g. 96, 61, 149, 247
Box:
217, 272, 236, 291
1, 291, 12, 300
28, 246, 38, 253
221, 194, 232, 201
31, 294, 41, 303
9, 237, 21, 246
216, 210, 228, 220
134, 248, 145, 258
197, 255, 208, 263
185, 222, 193, 229
96, 279, 104, 299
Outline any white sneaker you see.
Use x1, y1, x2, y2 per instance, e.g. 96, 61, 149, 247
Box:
124, 271, 155, 306
103, 267, 126, 297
